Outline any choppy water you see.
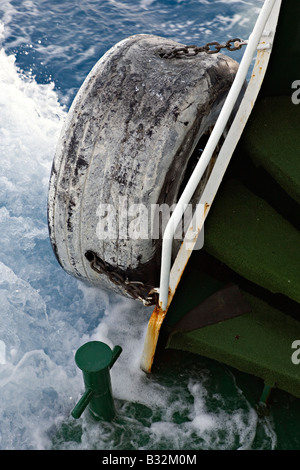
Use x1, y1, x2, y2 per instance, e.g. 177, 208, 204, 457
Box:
0, 0, 299, 451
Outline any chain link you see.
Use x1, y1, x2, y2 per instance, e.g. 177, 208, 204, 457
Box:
85, 250, 158, 306
83, 37, 248, 306
158, 38, 247, 59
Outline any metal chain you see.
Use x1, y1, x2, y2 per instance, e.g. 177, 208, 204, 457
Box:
85, 250, 158, 306
159, 38, 247, 59
84, 37, 247, 306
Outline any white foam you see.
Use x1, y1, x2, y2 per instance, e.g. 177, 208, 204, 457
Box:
0, 17, 276, 449
0, 341, 6, 365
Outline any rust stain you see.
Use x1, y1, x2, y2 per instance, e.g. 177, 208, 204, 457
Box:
146, 303, 168, 370
149, 304, 163, 326
204, 202, 210, 217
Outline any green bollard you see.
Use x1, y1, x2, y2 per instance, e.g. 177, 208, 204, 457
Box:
71, 341, 122, 421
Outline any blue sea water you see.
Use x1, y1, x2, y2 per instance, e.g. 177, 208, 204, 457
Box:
0, 0, 299, 451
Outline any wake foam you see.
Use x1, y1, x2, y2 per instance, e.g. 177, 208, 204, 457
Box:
0, 38, 276, 450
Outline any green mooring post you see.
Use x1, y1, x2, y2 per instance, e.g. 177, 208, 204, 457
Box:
71, 341, 122, 421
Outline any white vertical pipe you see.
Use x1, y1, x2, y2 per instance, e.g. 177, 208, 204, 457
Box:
159, 0, 277, 310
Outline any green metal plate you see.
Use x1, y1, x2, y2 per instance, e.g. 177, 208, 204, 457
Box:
204, 178, 300, 305
167, 292, 300, 399
240, 96, 300, 205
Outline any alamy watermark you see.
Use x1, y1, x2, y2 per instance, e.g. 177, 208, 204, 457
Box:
289, 84, 299, 362
290, 82, 299, 363
96, 197, 204, 250
291, 80, 300, 105
291, 340, 300, 365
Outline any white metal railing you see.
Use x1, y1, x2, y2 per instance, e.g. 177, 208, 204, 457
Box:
158, 0, 278, 311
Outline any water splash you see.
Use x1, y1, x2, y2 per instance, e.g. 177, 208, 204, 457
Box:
0, 2, 280, 449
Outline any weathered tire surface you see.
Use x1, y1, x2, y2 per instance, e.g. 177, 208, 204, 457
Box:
48, 34, 239, 301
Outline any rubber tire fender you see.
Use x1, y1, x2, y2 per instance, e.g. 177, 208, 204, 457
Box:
48, 34, 239, 300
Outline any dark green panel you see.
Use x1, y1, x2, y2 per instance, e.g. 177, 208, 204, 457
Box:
204, 179, 300, 305
239, 95, 300, 204
167, 292, 300, 399
260, 0, 300, 97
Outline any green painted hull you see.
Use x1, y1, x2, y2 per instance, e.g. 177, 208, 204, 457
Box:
164, 0, 300, 401
51, 1, 300, 450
